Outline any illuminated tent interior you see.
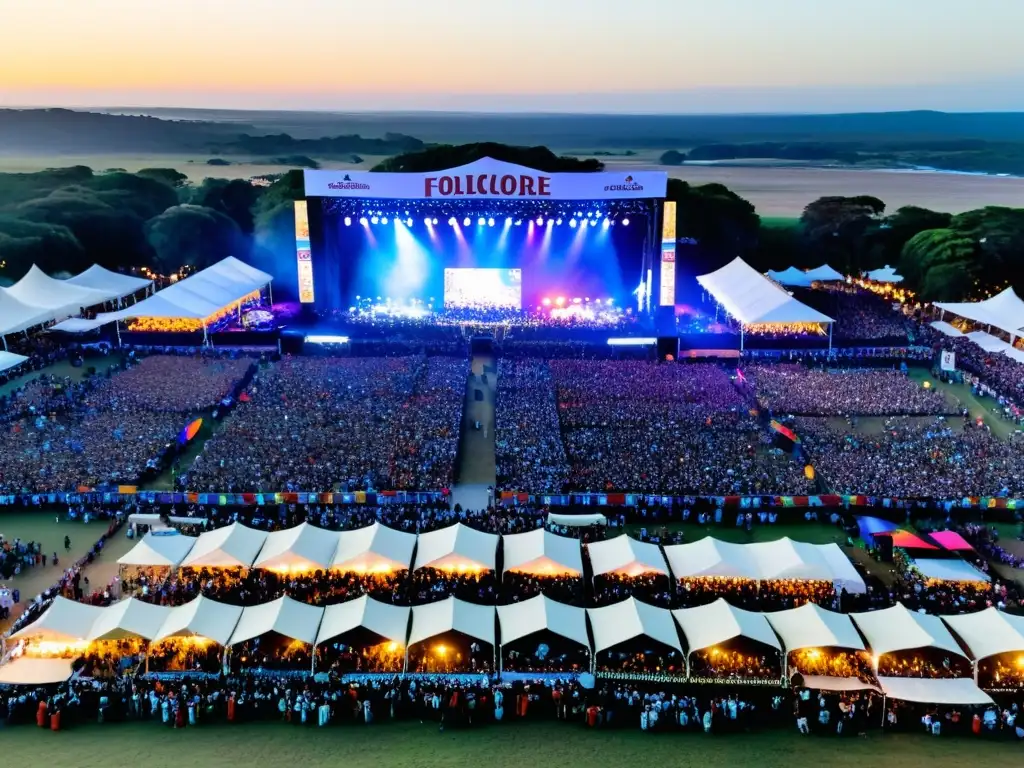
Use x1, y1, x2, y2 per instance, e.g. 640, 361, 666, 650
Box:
330, 522, 416, 573
587, 597, 682, 655
152, 595, 244, 647
117, 532, 198, 568
315, 595, 411, 647
502, 528, 583, 577
252, 522, 340, 573
227, 596, 325, 647
9, 596, 105, 643
181, 522, 269, 569
412, 523, 498, 572
588, 535, 668, 578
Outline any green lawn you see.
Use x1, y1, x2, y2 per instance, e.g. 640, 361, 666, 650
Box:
1, 721, 1020, 767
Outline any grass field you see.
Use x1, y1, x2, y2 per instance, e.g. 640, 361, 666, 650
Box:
1, 720, 1022, 767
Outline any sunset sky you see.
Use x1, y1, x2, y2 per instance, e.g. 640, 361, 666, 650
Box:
2, 0, 1022, 113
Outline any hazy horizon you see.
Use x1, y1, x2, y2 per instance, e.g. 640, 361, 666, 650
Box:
2, 0, 1023, 114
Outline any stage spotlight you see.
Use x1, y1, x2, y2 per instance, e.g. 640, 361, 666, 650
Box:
586, 212, 593, 218
622, 218, 629, 226
536, 216, 544, 226
344, 216, 352, 226
404, 217, 412, 226
371, 216, 379, 224
595, 299, 603, 305
381, 216, 389, 225
577, 211, 583, 218
488, 218, 495, 227
555, 296, 566, 307
542, 297, 552, 306
432, 218, 438, 225
585, 297, 591, 302
478, 217, 485, 226
556, 218, 563, 225
448, 217, 457, 226
602, 219, 610, 229
464, 217, 471, 227
546, 218, 554, 226
359, 217, 369, 226
569, 219, 577, 228
572, 297, 582, 304
424, 217, 432, 226
505, 217, 512, 226
515, 219, 522, 226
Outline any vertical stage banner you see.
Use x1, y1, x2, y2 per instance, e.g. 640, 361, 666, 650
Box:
294, 201, 315, 303
659, 201, 677, 307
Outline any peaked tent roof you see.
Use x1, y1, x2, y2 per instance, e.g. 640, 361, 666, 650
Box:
0, 350, 28, 374
588, 597, 682, 654
588, 535, 669, 577
672, 598, 781, 653
930, 321, 965, 337
746, 538, 835, 581
9, 596, 105, 641
912, 558, 990, 583
330, 522, 416, 572
413, 523, 498, 571
153, 596, 243, 646
935, 287, 1024, 338
877, 677, 993, 705
408, 596, 495, 647
941, 607, 1024, 661
966, 330, 1011, 353
767, 267, 814, 287
0, 287, 58, 336
764, 603, 865, 652
664, 537, 757, 580
502, 528, 584, 576
497, 595, 590, 648
851, 603, 966, 658
866, 265, 903, 283
804, 264, 844, 282
228, 596, 325, 646
0, 658, 74, 685
697, 257, 833, 326
87, 598, 171, 641
64, 264, 152, 300
181, 522, 269, 568
6, 264, 110, 320
316, 595, 411, 646
117, 533, 197, 567
253, 522, 340, 572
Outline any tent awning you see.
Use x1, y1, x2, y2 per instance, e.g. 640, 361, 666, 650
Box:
0, 286, 58, 336
912, 558, 990, 583
315, 595, 411, 647
877, 677, 993, 705
941, 607, 1024, 661
408, 597, 495, 647
697, 257, 833, 326
0, 350, 28, 373
87, 598, 171, 641
588, 597, 681, 654
181, 522, 269, 568
765, 603, 865, 653
253, 522, 340, 572
65, 265, 152, 300
330, 522, 416, 572
588, 535, 668, 577
413, 523, 497, 572
6, 265, 110, 320
228, 596, 324, 646
497, 595, 589, 648
664, 537, 757, 580
117, 533, 197, 567
153, 595, 243, 646
796, 675, 880, 693
851, 603, 967, 658
935, 287, 1024, 339
930, 321, 964, 337
672, 598, 781, 653
866, 266, 903, 283
9, 596, 105, 642
502, 529, 583, 576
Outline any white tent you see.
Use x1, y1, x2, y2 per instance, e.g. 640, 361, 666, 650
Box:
87, 598, 171, 641
804, 264, 844, 282
407, 597, 495, 647
935, 287, 1024, 340
664, 538, 757, 580
1004, 346, 1024, 363
851, 603, 967, 658
877, 677, 993, 705
547, 512, 606, 527
796, 675, 880, 693
9, 596, 104, 642
966, 330, 1011, 353
330, 522, 416, 572
866, 265, 903, 283
816, 543, 867, 594
941, 607, 1024, 661
497, 595, 590, 648
228, 596, 324, 646
746, 538, 836, 581
0, 658, 74, 685
181, 523, 268, 569
65, 264, 152, 300
767, 267, 813, 287
588, 597, 681, 654
764, 603, 865, 653
252, 522, 340, 572
0, 350, 28, 373
502, 529, 583, 577
6, 265, 110, 320
0, 287, 56, 336
930, 321, 965, 337
153, 595, 243, 646
588, 535, 668, 578
912, 558, 990, 583
315, 595, 410, 647
413, 523, 498, 572
672, 598, 781, 655
117, 533, 197, 568
696, 257, 834, 326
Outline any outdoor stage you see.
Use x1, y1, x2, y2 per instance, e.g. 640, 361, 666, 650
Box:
296, 158, 670, 320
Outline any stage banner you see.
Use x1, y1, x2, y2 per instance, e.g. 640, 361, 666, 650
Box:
940, 350, 956, 371
294, 201, 315, 303
304, 157, 667, 200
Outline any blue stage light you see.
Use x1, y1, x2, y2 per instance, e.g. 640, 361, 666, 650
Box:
381, 216, 389, 225
546, 218, 554, 226
424, 217, 432, 226
360, 217, 369, 226
622, 218, 630, 226
448, 217, 457, 226
515, 219, 522, 226
505, 217, 513, 226
556, 218, 563, 225
478, 217, 485, 226
432, 218, 438, 225
371, 216, 379, 224
602, 219, 610, 229
344, 216, 352, 226
464, 217, 471, 227
569, 219, 577, 228
586, 212, 593, 218
577, 211, 583, 218
488, 218, 495, 227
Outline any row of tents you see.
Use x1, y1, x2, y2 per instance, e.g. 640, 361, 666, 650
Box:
116, 523, 866, 591
5, 594, 1021, 705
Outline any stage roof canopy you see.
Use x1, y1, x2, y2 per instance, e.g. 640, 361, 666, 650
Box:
697, 258, 834, 326
304, 157, 668, 201
497, 595, 590, 648
936, 287, 1024, 339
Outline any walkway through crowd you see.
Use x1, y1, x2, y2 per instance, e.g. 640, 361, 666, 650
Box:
451, 354, 497, 512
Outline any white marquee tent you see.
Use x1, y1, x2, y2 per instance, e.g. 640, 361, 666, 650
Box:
912, 558, 990, 583
6, 265, 110, 321
0, 658, 74, 685
502, 528, 583, 577
930, 320, 965, 337
588, 597, 682, 654
330, 522, 416, 572
547, 512, 606, 528
764, 603, 865, 653
664, 538, 757, 580
228, 596, 325, 646
804, 264, 844, 282
672, 598, 781, 658
935, 287, 1024, 341
588, 535, 668, 578
87, 598, 171, 641
697, 257, 834, 327
252, 522, 340, 572
940, 607, 1024, 661
0, 287, 58, 338
496, 595, 590, 649
181, 522, 269, 569
851, 603, 967, 658
117, 533, 197, 568
407, 596, 495, 647
966, 330, 1011, 353
64, 264, 152, 300
315, 595, 411, 647
767, 267, 813, 287
0, 350, 28, 373
9, 596, 105, 642
877, 677, 993, 705
865, 265, 903, 283
413, 523, 497, 572
152, 595, 243, 647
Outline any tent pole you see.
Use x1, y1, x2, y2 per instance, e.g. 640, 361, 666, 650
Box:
828, 323, 833, 353
269, 283, 274, 307
115, 321, 122, 348
740, 327, 745, 353
2, 335, 6, 351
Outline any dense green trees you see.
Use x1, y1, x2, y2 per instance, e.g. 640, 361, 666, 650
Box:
899, 229, 977, 300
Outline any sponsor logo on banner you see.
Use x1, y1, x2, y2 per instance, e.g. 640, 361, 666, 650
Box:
327, 179, 371, 191
604, 175, 645, 193
424, 173, 552, 198
297, 248, 311, 262
940, 350, 956, 371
